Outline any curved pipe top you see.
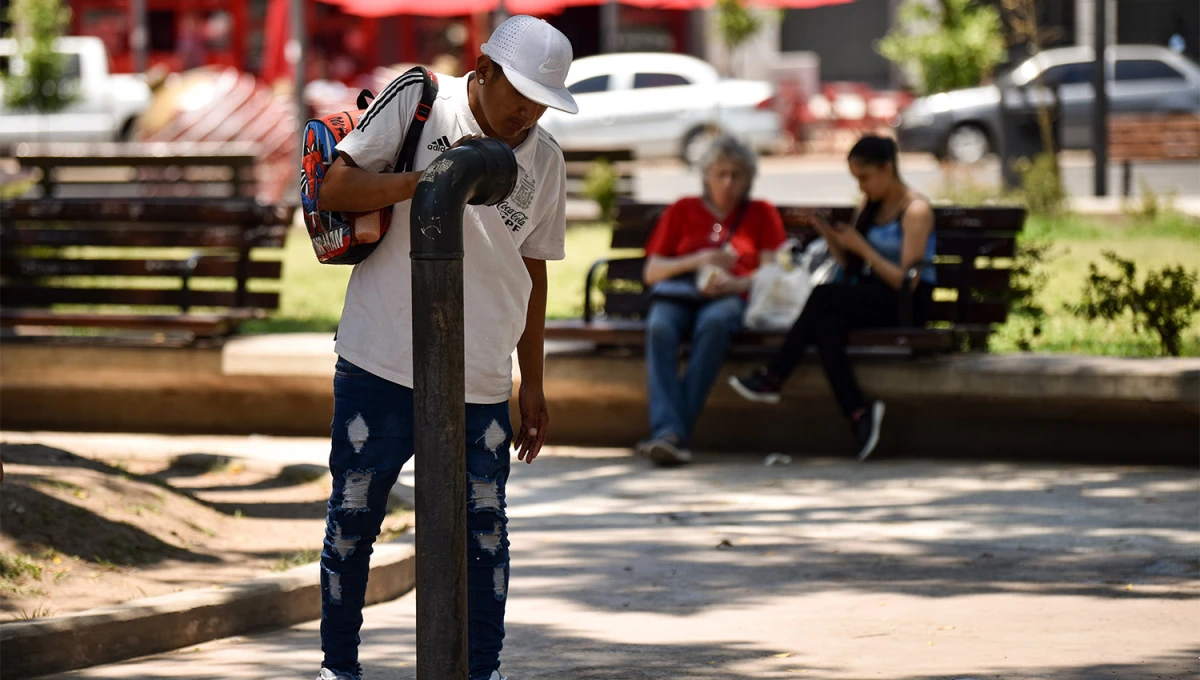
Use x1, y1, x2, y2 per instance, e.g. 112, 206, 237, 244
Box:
409, 138, 519, 259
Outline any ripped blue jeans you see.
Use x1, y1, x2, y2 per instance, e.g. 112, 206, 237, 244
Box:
320, 357, 511, 680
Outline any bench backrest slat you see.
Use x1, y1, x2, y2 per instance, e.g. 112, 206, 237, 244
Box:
1109, 114, 1200, 162
0, 258, 282, 280
0, 225, 287, 249
1, 287, 280, 310
0, 198, 290, 226
0, 198, 289, 320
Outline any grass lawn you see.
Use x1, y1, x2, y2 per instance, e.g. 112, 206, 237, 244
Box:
989, 212, 1200, 356
249, 213, 1198, 356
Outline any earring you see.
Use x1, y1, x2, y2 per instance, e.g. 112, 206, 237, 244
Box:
478, 78, 485, 84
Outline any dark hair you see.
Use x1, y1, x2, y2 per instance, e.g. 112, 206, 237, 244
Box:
845, 135, 901, 280
848, 135, 899, 173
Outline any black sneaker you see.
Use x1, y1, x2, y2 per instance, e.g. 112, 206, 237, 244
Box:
645, 437, 692, 467
852, 401, 886, 461
728, 369, 782, 404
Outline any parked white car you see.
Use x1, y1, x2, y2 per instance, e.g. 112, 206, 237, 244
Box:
0, 36, 151, 151
539, 52, 780, 165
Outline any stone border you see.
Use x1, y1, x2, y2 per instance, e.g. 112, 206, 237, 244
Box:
0, 534, 414, 679
0, 449, 416, 679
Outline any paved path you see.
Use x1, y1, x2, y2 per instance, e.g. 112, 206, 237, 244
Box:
34, 440, 1199, 680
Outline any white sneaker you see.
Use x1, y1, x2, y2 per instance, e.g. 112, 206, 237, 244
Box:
646, 437, 692, 467
488, 673, 507, 680
316, 669, 358, 680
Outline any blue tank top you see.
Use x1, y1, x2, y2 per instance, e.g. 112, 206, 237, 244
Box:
864, 208, 936, 285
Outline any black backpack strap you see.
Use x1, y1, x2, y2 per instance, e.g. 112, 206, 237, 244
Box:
356, 89, 375, 110
394, 67, 439, 173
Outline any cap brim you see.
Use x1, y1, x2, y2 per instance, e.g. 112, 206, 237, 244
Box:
498, 64, 579, 115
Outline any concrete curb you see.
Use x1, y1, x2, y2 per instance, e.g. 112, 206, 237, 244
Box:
0, 541, 415, 679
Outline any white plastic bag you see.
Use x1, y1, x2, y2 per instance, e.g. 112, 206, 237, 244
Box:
743, 239, 840, 331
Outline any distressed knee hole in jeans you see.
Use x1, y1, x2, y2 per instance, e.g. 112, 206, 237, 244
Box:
340, 470, 373, 513
474, 521, 504, 555
329, 521, 360, 561
477, 419, 508, 458
346, 413, 369, 454
468, 474, 502, 513
493, 564, 507, 600
323, 564, 343, 604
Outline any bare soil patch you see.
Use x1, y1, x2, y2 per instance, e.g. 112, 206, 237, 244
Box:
0, 443, 410, 621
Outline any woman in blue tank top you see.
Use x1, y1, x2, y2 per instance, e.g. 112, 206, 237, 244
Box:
730, 135, 936, 461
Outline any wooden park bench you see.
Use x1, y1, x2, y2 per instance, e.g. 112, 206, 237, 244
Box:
1109, 114, 1200, 197
562, 149, 635, 203
0, 197, 292, 345
545, 199, 1027, 355
11, 142, 260, 200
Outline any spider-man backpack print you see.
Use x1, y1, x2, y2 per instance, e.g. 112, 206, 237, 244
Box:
300, 66, 438, 264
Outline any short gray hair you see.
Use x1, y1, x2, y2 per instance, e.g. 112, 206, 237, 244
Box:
699, 134, 758, 198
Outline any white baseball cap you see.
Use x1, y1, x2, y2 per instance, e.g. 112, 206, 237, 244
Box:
481, 15, 578, 115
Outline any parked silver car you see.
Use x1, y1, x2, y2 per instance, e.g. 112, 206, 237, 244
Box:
897, 45, 1200, 163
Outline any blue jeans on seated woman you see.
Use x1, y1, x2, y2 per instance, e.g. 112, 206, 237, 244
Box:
645, 296, 746, 444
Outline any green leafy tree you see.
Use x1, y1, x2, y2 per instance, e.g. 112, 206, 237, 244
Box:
878, 0, 1007, 95
716, 0, 762, 52
3, 0, 75, 114
714, 0, 764, 77
1071, 252, 1200, 357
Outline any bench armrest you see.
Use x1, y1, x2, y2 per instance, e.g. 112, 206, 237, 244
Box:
898, 260, 933, 327
584, 257, 644, 323
178, 252, 202, 313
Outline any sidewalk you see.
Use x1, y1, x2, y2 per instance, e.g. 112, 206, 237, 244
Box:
37, 442, 1199, 680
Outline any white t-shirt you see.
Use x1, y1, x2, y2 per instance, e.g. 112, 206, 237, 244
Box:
334, 72, 567, 403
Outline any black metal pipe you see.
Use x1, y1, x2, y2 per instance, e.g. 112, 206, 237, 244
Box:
1093, 0, 1109, 197
409, 137, 517, 680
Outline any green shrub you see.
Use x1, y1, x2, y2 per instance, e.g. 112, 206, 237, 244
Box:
1004, 238, 1061, 351
583, 159, 620, 224
1015, 152, 1066, 218
1070, 251, 1200, 357
1124, 178, 1178, 223
3, 0, 76, 114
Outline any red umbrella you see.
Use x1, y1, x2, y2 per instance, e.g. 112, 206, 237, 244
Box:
329, 0, 499, 16
331, 0, 852, 17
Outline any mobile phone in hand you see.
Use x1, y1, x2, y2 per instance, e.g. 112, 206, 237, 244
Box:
812, 209, 834, 230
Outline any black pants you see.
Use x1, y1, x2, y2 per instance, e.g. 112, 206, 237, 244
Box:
767, 279, 933, 419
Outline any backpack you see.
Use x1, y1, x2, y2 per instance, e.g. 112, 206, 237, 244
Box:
300, 66, 439, 265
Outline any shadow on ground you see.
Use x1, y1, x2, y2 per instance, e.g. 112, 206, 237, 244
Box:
506, 452, 1199, 615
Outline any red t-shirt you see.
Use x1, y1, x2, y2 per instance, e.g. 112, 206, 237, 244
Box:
644, 197, 787, 278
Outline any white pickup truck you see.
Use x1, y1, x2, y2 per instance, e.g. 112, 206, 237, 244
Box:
0, 36, 151, 151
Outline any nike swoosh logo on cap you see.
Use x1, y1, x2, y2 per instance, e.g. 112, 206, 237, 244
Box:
539, 59, 564, 74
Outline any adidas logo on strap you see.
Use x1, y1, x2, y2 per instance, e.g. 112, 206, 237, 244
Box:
426, 135, 451, 152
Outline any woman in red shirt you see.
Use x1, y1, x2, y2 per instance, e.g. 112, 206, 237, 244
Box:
639, 135, 787, 466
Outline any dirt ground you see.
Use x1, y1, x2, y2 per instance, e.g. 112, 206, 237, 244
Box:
0, 442, 410, 621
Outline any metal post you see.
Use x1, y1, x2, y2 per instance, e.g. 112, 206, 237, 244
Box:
130, 0, 147, 74
289, 0, 308, 147
601, 0, 620, 54
409, 138, 517, 680
1092, 0, 1108, 196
